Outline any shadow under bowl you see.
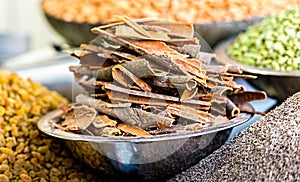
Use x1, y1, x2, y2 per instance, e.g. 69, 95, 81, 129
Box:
38, 106, 253, 181
214, 37, 300, 102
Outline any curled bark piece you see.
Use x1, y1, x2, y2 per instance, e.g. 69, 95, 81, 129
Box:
115, 25, 170, 40
117, 123, 151, 136
92, 115, 117, 128
118, 59, 156, 78
148, 75, 197, 90
81, 43, 111, 54
222, 72, 257, 79
202, 65, 228, 74
226, 99, 240, 118
132, 40, 206, 80
112, 65, 152, 92
106, 90, 210, 111
115, 25, 150, 39
141, 20, 194, 38
166, 104, 215, 124
180, 87, 198, 101
61, 105, 97, 131
69, 49, 92, 58
110, 51, 140, 62
118, 16, 152, 38
229, 91, 267, 106
169, 44, 201, 59
226, 65, 243, 74
76, 94, 175, 129
166, 38, 199, 46
72, 59, 157, 82
69, 65, 95, 81
105, 84, 211, 107
79, 80, 111, 91
94, 59, 156, 81
210, 86, 233, 95
140, 24, 171, 33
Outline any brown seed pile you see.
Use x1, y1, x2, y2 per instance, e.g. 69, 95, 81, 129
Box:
168, 92, 300, 181
41, 0, 300, 24
0, 70, 105, 181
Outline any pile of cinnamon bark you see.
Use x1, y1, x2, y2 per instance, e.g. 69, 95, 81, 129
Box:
55, 17, 266, 137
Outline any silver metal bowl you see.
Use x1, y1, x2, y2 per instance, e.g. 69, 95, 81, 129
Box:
214, 37, 300, 102
38, 105, 253, 181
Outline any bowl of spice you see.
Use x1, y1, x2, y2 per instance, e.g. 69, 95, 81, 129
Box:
215, 7, 300, 102
41, 0, 300, 47
0, 70, 104, 181
37, 18, 267, 180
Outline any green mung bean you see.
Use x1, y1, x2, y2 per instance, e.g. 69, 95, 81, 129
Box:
228, 7, 300, 71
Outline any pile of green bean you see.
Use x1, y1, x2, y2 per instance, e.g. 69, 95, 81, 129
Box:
228, 7, 300, 71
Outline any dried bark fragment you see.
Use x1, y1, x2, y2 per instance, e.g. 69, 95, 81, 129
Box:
226, 99, 240, 118
112, 65, 152, 92
60, 105, 97, 131
166, 104, 215, 124
229, 91, 267, 106
180, 87, 198, 101
105, 84, 211, 107
76, 94, 175, 129
148, 75, 197, 90
117, 123, 151, 136
92, 115, 117, 128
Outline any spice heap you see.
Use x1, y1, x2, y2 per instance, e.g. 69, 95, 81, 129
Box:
42, 0, 300, 24
0, 70, 102, 181
228, 7, 300, 71
169, 91, 300, 181
56, 17, 267, 137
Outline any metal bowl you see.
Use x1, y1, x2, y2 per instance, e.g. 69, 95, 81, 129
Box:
38, 105, 253, 181
194, 18, 263, 47
44, 14, 100, 47
214, 36, 300, 102
44, 12, 262, 47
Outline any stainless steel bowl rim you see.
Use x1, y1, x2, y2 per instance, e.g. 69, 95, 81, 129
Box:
38, 104, 253, 143
214, 37, 300, 77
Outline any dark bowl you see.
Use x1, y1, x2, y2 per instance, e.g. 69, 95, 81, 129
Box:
44, 14, 100, 46
214, 37, 300, 102
194, 17, 263, 47
44, 13, 263, 47
38, 105, 253, 181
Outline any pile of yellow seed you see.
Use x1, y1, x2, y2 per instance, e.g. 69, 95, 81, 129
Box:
0, 70, 103, 181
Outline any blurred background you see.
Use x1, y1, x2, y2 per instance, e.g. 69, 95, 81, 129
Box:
0, 0, 61, 51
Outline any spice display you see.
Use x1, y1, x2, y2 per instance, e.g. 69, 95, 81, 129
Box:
228, 7, 300, 71
42, 0, 300, 24
0, 70, 103, 181
52, 17, 267, 137
169, 91, 300, 181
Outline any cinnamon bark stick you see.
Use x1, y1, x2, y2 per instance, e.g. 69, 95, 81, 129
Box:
105, 84, 211, 107
76, 94, 175, 129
